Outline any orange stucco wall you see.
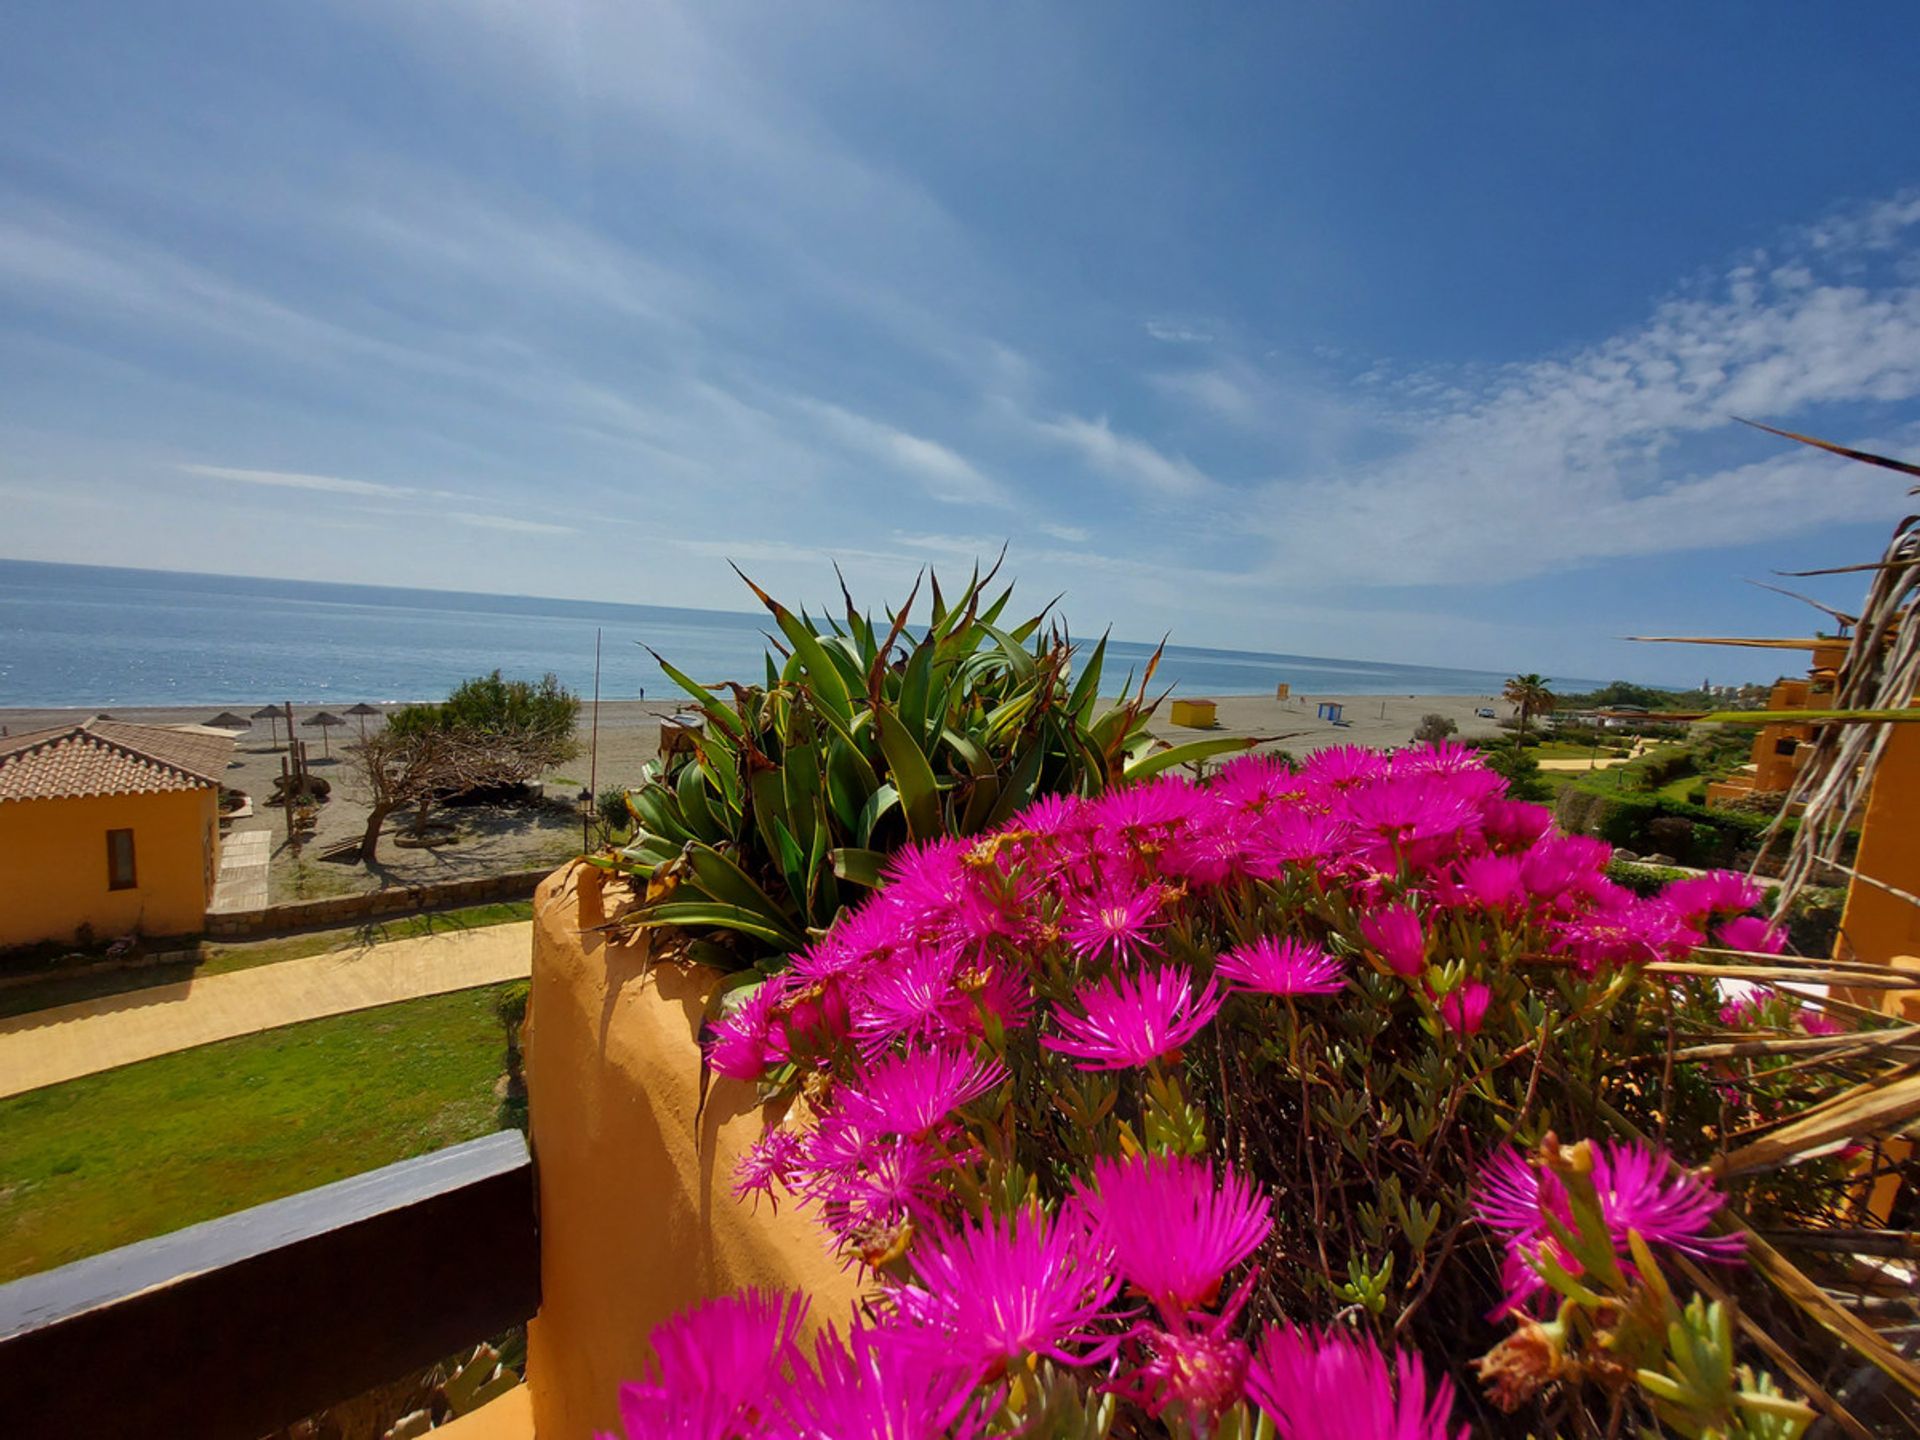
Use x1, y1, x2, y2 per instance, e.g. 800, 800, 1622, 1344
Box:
522, 865, 862, 1440
0, 788, 219, 948
1833, 718, 1920, 1009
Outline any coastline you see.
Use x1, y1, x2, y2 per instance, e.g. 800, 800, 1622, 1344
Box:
1, 691, 1511, 785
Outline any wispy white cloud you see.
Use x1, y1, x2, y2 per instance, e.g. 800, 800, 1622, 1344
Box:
448, 511, 576, 536
1222, 196, 1920, 586
178, 463, 408, 498
802, 401, 1009, 506
1029, 413, 1214, 500
1144, 318, 1214, 344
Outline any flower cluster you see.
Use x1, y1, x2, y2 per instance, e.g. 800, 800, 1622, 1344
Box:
616, 745, 1793, 1436
1474, 1138, 1743, 1316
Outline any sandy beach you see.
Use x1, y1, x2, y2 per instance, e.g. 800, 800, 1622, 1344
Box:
1, 692, 1507, 902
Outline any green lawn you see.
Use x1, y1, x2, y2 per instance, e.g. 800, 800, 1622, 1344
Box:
0, 985, 516, 1282
0, 900, 532, 1020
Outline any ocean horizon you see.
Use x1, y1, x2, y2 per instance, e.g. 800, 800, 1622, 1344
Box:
0, 559, 1603, 710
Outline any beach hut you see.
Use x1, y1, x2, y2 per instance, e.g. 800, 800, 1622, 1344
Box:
205, 711, 252, 731
303, 711, 348, 759
345, 702, 383, 740
251, 704, 285, 748
1169, 698, 1218, 729
1315, 701, 1346, 725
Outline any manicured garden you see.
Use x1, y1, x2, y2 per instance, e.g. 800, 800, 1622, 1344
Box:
0, 984, 519, 1281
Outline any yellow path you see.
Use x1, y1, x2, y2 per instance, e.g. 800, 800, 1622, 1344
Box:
0, 922, 533, 1099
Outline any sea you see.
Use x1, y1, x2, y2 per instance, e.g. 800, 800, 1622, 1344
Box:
0, 560, 1592, 710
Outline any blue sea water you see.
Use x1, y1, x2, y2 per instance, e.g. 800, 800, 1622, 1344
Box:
0, 560, 1591, 709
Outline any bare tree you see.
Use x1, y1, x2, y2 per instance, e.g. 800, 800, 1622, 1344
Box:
348, 721, 581, 865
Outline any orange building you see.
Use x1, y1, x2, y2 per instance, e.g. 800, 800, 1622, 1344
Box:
1704, 641, 1845, 808
0, 719, 234, 948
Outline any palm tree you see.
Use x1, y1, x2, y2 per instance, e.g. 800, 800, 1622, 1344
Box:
1503, 673, 1556, 739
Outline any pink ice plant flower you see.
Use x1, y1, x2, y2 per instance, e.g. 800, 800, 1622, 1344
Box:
1042, 963, 1224, 1070
610, 1288, 808, 1440
1438, 979, 1491, 1036
786, 1321, 993, 1440
1109, 1306, 1253, 1420
1474, 1140, 1743, 1314
733, 1127, 805, 1211
1715, 914, 1786, 955
1359, 905, 1427, 979
707, 983, 791, 1081
1244, 1322, 1467, 1440
1078, 1152, 1272, 1318
1215, 937, 1346, 997
891, 1205, 1121, 1377
839, 1045, 1008, 1140
1663, 869, 1764, 923
1060, 883, 1165, 961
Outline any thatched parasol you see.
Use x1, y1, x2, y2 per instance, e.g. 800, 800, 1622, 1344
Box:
205, 711, 252, 730
344, 702, 383, 740
252, 704, 285, 747
304, 710, 348, 759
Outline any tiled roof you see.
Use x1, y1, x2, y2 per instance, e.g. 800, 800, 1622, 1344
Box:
0, 719, 235, 803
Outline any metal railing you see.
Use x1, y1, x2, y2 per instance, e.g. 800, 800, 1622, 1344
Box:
0, 1130, 539, 1439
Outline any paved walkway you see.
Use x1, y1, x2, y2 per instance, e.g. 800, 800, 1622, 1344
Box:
210, 828, 273, 913
0, 922, 533, 1099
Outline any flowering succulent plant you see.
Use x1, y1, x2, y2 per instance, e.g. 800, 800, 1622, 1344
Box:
611, 743, 1820, 1437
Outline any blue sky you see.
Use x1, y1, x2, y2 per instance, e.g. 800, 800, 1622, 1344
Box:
4, 4, 1919, 686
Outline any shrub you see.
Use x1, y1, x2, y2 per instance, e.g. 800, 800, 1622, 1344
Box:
607, 569, 1251, 969
1469, 740, 1549, 800
594, 785, 630, 841
1412, 712, 1457, 744
623, 745, 1840, 1437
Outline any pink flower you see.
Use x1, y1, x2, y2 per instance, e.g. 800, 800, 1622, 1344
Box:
1244, 1322, 1466, 1440
1479, 798, 1554, 850
1438, 980, 1490, 1035
1662, 869, 1763, 922
1300, 744, 1389, 792
1213, 753, 1302, 813
1360, 905, 1427, 979
892, 1206, 1120, 1376
707, 984, 791, 1081
851, 946, 982, 1053
787, 1322, 992, 1440
1078, 1153, 1272, 1318
1060, 883, 1165, 961
1800, 1007, 1847, 1037
1109, 1310, 1251, 1419
1474, 1140, 1742, 1314
1520, 835, 1610, 901
1245, 808, 1350, 869
1714, 915, 1785, 955
1042, 963, 1223, 1070
800, 1129, 949, 1258
1215, 937, 1345, 997
613, 1288, 807, 1439
840, 1046, 1008, 1139
733, 1127, 804, 1211
1451, 854, 1524, 912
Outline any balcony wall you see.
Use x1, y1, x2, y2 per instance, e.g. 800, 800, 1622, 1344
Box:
523, 864, 860, 1439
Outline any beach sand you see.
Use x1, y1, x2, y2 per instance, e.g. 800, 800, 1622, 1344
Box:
0, 692, 1506, 902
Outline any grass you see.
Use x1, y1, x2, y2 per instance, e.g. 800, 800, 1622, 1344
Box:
0, 900, 532, 1021
0, 984, 516, 1282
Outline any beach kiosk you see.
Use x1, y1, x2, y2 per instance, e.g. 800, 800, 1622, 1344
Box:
1169, 698, 1218, 729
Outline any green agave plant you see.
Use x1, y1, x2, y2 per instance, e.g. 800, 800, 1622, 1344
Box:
600, 559, 1255, 971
